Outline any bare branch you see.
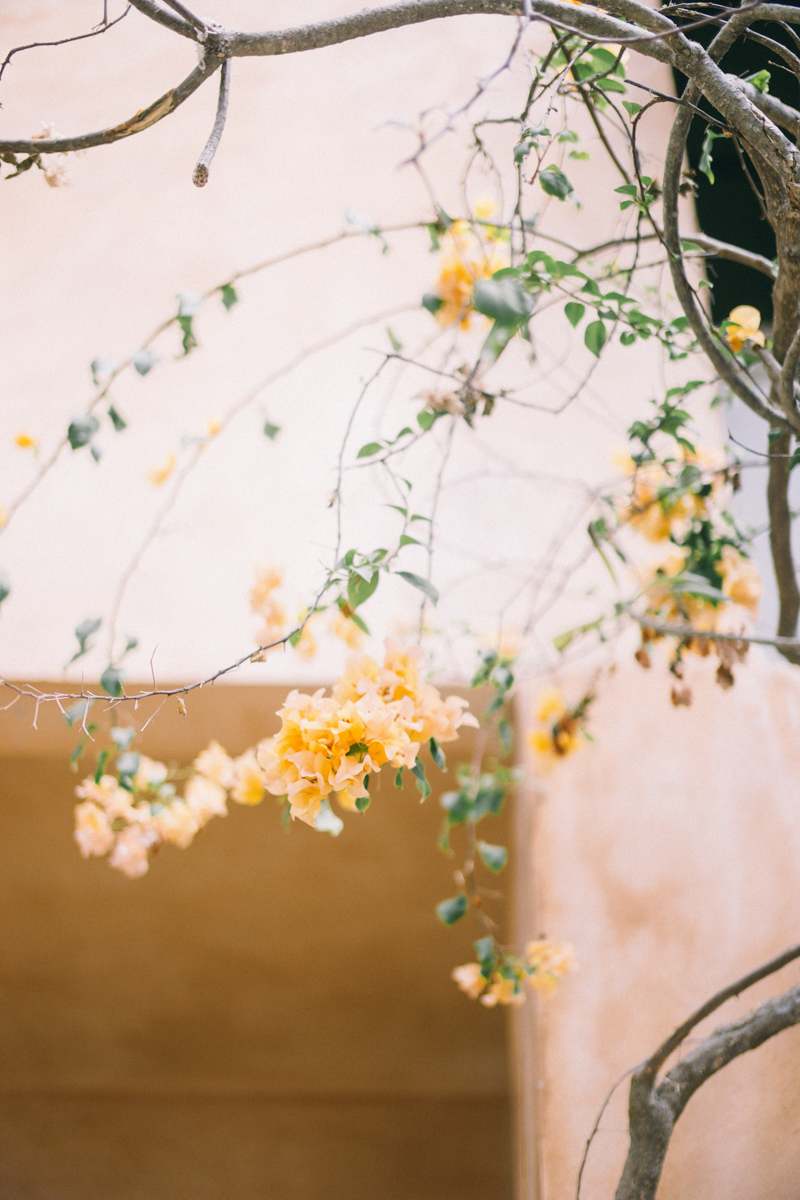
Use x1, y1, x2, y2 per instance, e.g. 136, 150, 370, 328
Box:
689, 232, 776, 278
0, 5, 131, 86
0, 57, 220, 156
125, 0, 196, 40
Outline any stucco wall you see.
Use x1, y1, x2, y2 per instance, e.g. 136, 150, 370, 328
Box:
516, 656, 800, 1200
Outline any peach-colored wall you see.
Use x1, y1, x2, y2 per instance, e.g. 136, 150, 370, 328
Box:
516, 656, 800, 1200
0, 2, 707, 688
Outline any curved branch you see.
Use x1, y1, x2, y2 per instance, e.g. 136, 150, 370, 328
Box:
0, 57, 220, 156
768, 432, 800, 663
615, 945, 800, 1200
661, 88, 788, 430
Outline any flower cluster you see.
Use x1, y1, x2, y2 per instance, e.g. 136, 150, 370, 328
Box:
73, 740, 266, 879
528, 687, 593, 769
452, 937, 575, 1006
249, 566, 363, 659
431, 216, 505, 329
257, 640, 478, 827
613, 435, 760, 693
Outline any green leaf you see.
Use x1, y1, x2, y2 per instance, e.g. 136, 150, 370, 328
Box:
699, 127, 721, 185
417, 410, 437, 431
68, 617, 101, 664
567, 303, 586, 329
622, 101, 642, 118
263, 421, 281, 440
100, 665, 124, 698
429, 737, 446, 770
177, 315, 197, 355
412, 757, 431, 801
620, 331, 636, 346
386, 326, 403, 352
355, 794, 371, 812
472, 778, 506, 820
479, 320, 515, 366
436, 894, 468, 925
94, 748, 110, 784
0, 569, 10, 606
539, 166, 574, 200
347, 569, 379, 609
108, 405, 127, 432
422, 291, 444, 316
584, 320, 607, 357
132, 349, 158, 376
67, 415, 100, 450
474, 936, 496, 976
357, 442, 383, 459
395, 767, 404, 788
397, 571, 439, 606
477, 841, 508, 873
745, 68, 770, 94
498, 718, 512, 754
473, 278, 534, 326
440, 789, 473, 825
220, 283, 238, 311
399, 534, 422, 548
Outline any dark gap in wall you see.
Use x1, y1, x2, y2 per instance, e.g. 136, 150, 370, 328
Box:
670, 3, 799, 322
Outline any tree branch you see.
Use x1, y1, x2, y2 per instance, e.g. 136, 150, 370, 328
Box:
615, 944, 800, 1200
192, 56, 230, 186
0, 58, 220, 156
689, 232, 776, 279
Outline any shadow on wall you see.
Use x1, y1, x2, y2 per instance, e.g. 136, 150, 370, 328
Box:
0, 685, 512, 1200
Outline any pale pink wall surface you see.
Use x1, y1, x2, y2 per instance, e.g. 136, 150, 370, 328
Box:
516, 657, 800, 1200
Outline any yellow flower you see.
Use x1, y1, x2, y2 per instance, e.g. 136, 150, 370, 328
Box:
74, 802, 115, 857
185, 775, 228, 821
480, 974, 524, 1007
151, 800, 201, 850
330, 609, 366, 650
207, 417, 223, 437
14, 432, 38, 450
295, 612, 318, 661
718, 545, 760, 617
452, 962, 487, 999
108, 826, 156, 879
525, 938, 575, 997
194, 740, 236, 789
133, 756, 168, 792
529, 688, 586, 769
433, 226, 506, 329
257, 641, 476, 828
535, 687, 566, 724
146, 454, 176, 486
725, 305, 765, 354
619, 461, 706, 544
230, 751, 266, 806
474, 196, 499, 221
